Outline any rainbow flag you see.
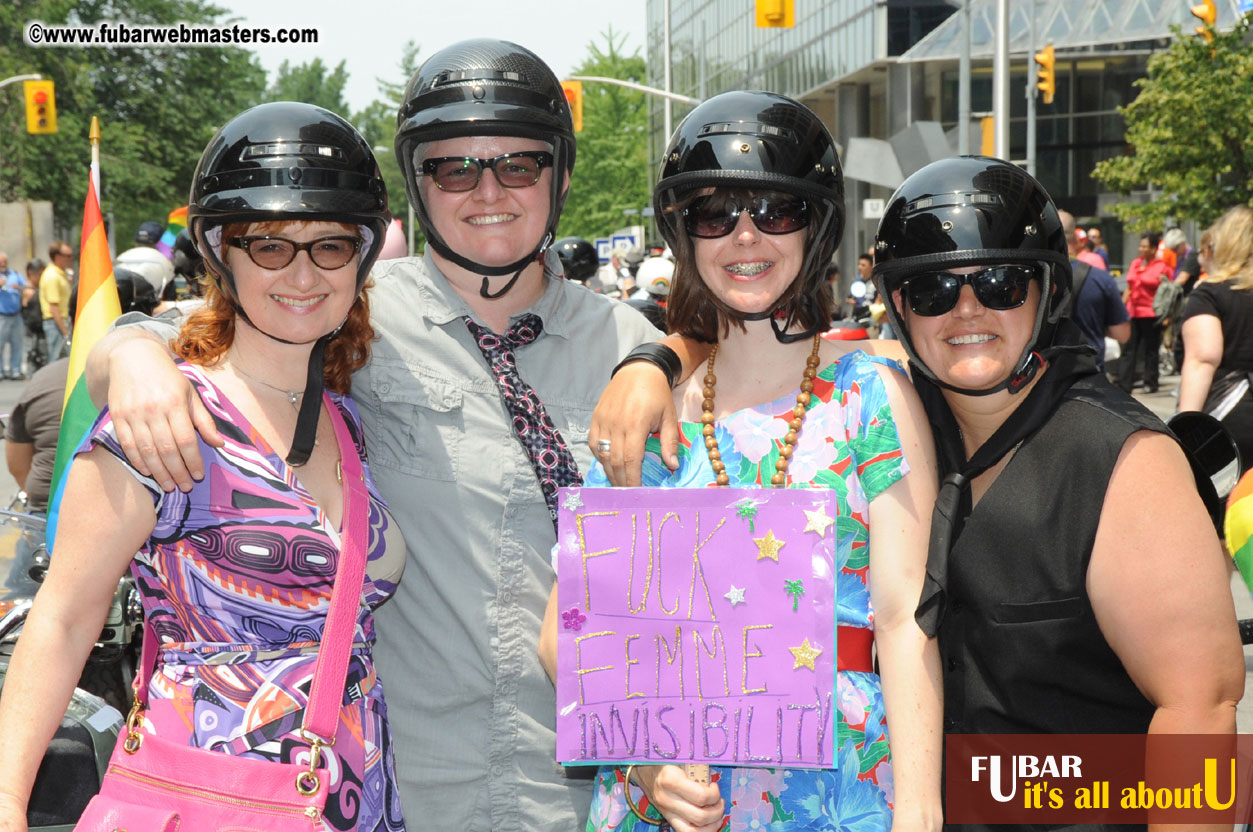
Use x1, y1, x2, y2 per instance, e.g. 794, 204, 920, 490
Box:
46, 172, 123, 550
1227, 469, 1253, 596
155, 204, 188, 260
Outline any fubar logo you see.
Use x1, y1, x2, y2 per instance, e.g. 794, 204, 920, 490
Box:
946, 734, 1251, 824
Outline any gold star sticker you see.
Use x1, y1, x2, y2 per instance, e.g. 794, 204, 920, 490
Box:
789, 638, 823, 671
753, 529, 786, 562
802, 504, 835, 537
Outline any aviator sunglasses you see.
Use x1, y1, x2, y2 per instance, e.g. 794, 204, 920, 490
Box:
226, 235, 363, 270
902, 264, 1039, 316
418, 151, 554, 192
682, 195, 810, 239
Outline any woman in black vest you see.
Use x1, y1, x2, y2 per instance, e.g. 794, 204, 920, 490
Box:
869, 157, 1241, 740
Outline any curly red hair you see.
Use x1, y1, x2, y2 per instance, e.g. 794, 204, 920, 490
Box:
173, 221, 375, 394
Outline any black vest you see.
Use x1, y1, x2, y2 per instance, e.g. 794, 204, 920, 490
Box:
939, 375, 1164, 735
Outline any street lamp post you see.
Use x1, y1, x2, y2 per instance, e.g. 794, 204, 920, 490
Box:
0, 73, 43, 199
993, 0, 1009, 160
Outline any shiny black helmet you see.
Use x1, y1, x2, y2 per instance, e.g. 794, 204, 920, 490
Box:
654, 90, 844, 342
172, 228, 203, 280
553, 236, 598, 282
872, 155, 1072, 396
394, 38, 575, 293
188, 100, 390, 299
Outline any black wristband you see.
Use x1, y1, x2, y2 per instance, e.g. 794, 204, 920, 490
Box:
612, 342, 682, 388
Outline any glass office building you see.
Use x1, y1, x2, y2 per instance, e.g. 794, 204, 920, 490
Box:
644, 0, 1245, 273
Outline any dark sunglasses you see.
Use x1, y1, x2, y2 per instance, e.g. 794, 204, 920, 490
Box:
902, 264, 1039, 316
226, 235, 362, 271
419, 151, 554, 192
682, 195, 810, 239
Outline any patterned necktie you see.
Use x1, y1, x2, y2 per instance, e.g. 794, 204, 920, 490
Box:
465, 313, 582, 525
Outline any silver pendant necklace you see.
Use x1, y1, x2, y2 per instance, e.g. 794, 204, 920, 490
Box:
231, 362, 304, 412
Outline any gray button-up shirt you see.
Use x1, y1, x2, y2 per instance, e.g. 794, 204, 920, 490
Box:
357, 255, 658, 830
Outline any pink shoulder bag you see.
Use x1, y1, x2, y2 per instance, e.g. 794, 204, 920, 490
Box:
73, 396, 369, 832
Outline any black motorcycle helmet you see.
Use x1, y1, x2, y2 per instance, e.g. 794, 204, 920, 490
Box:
113, 268, 159, 316
172, 228, 204, 281
553, 236, 598, 282
188, 100, 390, 466
135, 220, 165, 247
653, 90, 844, 343
394, 38, 575, 298
189, 101, 389, 300
872, 156, 1072, 397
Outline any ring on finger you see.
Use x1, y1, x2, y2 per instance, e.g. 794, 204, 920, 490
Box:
596, 438, 612, 454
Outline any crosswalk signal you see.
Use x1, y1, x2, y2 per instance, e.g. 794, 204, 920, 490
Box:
24, 79, 57, 135
1192, 0, 1217, 42
756, 0, 795, 28
561, 80, 583, 133
1034, 45, 1056, 106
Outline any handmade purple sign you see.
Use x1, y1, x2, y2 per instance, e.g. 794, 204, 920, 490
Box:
555, 486, 837, 769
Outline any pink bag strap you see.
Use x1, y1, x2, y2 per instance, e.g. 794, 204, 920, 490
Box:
133, 393, 370, 746
302, 396, 368, 739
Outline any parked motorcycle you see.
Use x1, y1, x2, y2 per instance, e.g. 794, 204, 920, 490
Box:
0, 508, 142, 829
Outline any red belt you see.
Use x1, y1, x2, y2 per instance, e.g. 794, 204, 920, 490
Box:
837, 626, 874, 673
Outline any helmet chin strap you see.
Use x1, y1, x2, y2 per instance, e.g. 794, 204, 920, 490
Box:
420, 226, 554, 300
227, 301, 345, 467
478, 232, 554, 300
476, 230, 556, 299
924, 351, 1043, 398
739, 293, 823, 344
285, 334, 330, 467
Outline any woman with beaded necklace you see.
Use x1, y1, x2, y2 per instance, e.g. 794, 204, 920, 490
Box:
539, 91, 941, 832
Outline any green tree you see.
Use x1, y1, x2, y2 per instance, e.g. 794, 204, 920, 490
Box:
556, 28, 651, 242
0, 0, 265, 247
265, 57, 349, 114
353, 40, 422, 253
1091, 15, 1253, 231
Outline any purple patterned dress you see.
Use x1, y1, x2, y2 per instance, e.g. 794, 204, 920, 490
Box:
79, 363, 406, 832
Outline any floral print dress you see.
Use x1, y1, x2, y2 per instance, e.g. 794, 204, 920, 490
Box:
581, 350, 909, 832
79, 363, 407, 832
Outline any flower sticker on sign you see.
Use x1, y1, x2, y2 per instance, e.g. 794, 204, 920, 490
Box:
554, 487, 837, 770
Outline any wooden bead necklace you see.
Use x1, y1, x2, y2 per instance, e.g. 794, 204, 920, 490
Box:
701, 333, 823, 487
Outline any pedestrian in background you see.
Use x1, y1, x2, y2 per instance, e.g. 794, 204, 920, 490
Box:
1116, 231, 1171, 393
1059, 210, 1128, 371
0, 252, 26, 380
21, 259, 45, 374
38, 241, 72, 361
1087, 225, 1110, 268
1169, 226, 1204, 370
1179, 205, 1253, 474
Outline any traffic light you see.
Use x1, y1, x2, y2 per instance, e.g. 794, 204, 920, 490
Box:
756, 0, 794, 28
980, 116, 996, 157
1192, 0, 1217, 42
23, 79, 57, 135
1034, 45, 1056, 106
561, 80, 583, 133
